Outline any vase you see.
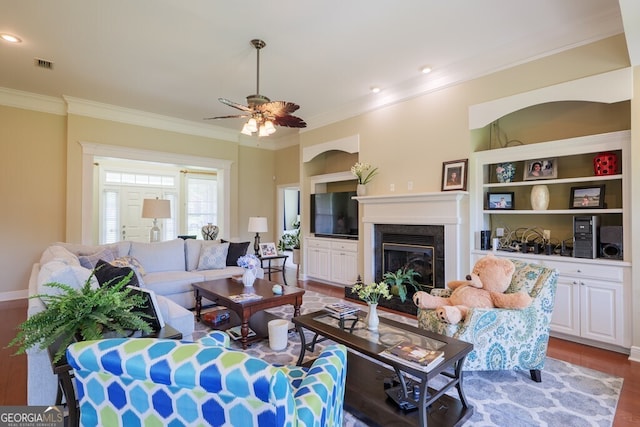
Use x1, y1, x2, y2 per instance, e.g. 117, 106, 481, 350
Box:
530, 185, 550, 210
495, 162, 516, 183
366, 303, 379, 331
593, 152, 618, 176
356, 184, 366, 197
201, 223, 219, 240
242, 269, 256, 287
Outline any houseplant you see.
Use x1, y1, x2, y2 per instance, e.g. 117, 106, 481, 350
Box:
351, 162, 378, 196
278, 219, 301, 264
351, 280, 392, 331
9, 271, 153, 363
383, 268, 422, 303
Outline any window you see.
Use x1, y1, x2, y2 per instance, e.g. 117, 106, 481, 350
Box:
186, 175, 217, 237
102, 190, 120, 243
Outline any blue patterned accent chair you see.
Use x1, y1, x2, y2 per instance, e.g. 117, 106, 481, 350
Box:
417, 259, 558, 382
66, 331, 347, 426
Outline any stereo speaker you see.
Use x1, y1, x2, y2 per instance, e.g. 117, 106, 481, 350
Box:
573, 216, 598, 259
599, 226, 623, 260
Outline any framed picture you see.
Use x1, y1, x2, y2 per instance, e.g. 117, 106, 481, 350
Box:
523, 158, 557, 181
441, 159, 468, 191
487, 192, 515, 210
570, 185, 605, 209
259, 242, 278, 257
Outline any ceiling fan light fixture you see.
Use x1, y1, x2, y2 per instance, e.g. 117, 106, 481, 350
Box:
241, 123, 253, 135
258, 125, 269, 137
247, 117, 258, 132
264, 120, 276, 134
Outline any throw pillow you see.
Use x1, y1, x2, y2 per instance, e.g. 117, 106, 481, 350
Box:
221, 240, 251, 266
197, 242, 230, 270
94, 259, 139, 288
79, 247, 116, 269
110, 256, 147, 286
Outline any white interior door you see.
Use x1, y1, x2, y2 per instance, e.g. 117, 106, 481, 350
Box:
121, 187, 163, 242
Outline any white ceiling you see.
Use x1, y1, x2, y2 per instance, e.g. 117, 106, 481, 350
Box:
0, 1, 635, 139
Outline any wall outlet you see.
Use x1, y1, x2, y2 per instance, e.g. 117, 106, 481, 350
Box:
407, 181, 413, 190
496, 227, 504, 237
543, 229, 551, 241
390, 183, 395, 192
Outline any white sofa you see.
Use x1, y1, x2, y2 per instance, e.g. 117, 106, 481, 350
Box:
27, 238, 253, 405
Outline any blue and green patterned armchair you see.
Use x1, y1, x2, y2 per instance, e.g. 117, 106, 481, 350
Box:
417, 259, 558, 382
66, 331, 347, 426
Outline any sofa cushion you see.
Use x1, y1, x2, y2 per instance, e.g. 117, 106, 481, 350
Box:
221, 240, 251, 266
198, 266, 245, 281
78, 247, 116, 269
94, 259, 140, 288
185, 239, 204, 271
37, 261, 96, 297
197, 242, 229, 270
142, 271, 203, 297
130, 239, 186, 273
39, 245, 80, 267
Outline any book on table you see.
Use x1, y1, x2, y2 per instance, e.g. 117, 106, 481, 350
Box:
324, 302, 359, 317
229, 293, 263, 303
380, 342, 445, 372
226, 325, 257, 341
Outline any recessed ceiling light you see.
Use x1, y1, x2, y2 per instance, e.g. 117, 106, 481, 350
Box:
421, 66, 432, 74
370, 86, 381, 94
1, 33, 22, 43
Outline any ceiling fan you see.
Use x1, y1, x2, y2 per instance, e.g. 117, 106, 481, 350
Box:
205, 39, 306, 136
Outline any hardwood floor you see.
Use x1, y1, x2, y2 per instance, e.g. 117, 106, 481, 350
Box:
2, 269, 638, 425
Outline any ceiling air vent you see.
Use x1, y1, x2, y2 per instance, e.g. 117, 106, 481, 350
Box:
34, 58, 54, 70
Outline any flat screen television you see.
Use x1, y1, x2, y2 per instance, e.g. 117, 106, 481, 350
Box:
310, 191, 358, 239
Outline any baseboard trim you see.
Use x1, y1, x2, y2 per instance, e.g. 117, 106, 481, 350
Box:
0, 289, 28, 302
628, 346, 640, 363
550, 331, 630, 355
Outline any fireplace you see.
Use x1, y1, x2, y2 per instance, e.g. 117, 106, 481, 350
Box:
375, 224, 445, 290
346, 192, 469, 316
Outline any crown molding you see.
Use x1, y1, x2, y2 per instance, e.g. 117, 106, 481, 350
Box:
0, 87, 66, 115
63, 96, 241, 142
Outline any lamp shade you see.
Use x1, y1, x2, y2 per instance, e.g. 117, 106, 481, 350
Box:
248, 216, 268, 233
141, 199, 171, 219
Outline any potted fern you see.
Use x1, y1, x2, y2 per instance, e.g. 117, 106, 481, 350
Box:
383, 268, 422, 303
9, 271, 153, 363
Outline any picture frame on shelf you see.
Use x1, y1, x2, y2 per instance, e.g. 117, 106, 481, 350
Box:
523, 158, 557, 181
441, 159, 468, 191
259, 242, 278, 257
487, 192, 515, 210
570, 185, 605, 209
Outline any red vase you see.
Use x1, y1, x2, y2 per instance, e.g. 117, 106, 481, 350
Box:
593, 152, 618, 176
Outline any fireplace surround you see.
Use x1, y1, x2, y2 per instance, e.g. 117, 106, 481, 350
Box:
347, 192, 470, 314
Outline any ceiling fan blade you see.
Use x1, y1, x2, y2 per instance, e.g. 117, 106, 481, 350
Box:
273, 114, 307, 128
204, 114, 250, 120
255, 101, 300, 116
218, 97, 253, 112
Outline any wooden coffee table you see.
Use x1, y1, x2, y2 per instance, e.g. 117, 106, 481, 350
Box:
293, 310, 474, 427
193, 277, 305, 349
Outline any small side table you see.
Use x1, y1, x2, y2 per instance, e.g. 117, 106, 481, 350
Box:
258, 254, 289, 285
48, 324, 182, 427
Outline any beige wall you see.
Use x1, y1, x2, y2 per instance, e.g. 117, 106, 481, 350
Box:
0, 106, 67, 294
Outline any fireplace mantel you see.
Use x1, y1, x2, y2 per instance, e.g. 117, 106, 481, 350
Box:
356, 191, 470, 286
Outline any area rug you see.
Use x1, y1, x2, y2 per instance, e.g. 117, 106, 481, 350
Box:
194, 290, 623, 427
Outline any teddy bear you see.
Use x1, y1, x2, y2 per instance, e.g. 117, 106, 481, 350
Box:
412, 253, 532, 324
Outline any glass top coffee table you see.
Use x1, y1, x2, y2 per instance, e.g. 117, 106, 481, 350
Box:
293, 310, 474, 427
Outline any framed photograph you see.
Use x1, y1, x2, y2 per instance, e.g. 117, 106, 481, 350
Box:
570, 185, 605, 209
441, 159, 468, 191
259, 242, 278, 257
523, 158, 557, 181
487, 192, 515, 210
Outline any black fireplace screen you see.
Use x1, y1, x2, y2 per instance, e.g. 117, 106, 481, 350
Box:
382, 243, 434, 290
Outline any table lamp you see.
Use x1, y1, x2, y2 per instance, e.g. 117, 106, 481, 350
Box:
142, 198, 171, 242
248, 216, 268, 256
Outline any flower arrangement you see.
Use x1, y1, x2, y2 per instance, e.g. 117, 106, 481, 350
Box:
237, 254, 260, 270
351, 281, 392, 304
351, 162, 378, 185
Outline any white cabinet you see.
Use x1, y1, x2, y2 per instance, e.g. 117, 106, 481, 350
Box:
306, 237, 358, 286
472, 250, 631, 350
